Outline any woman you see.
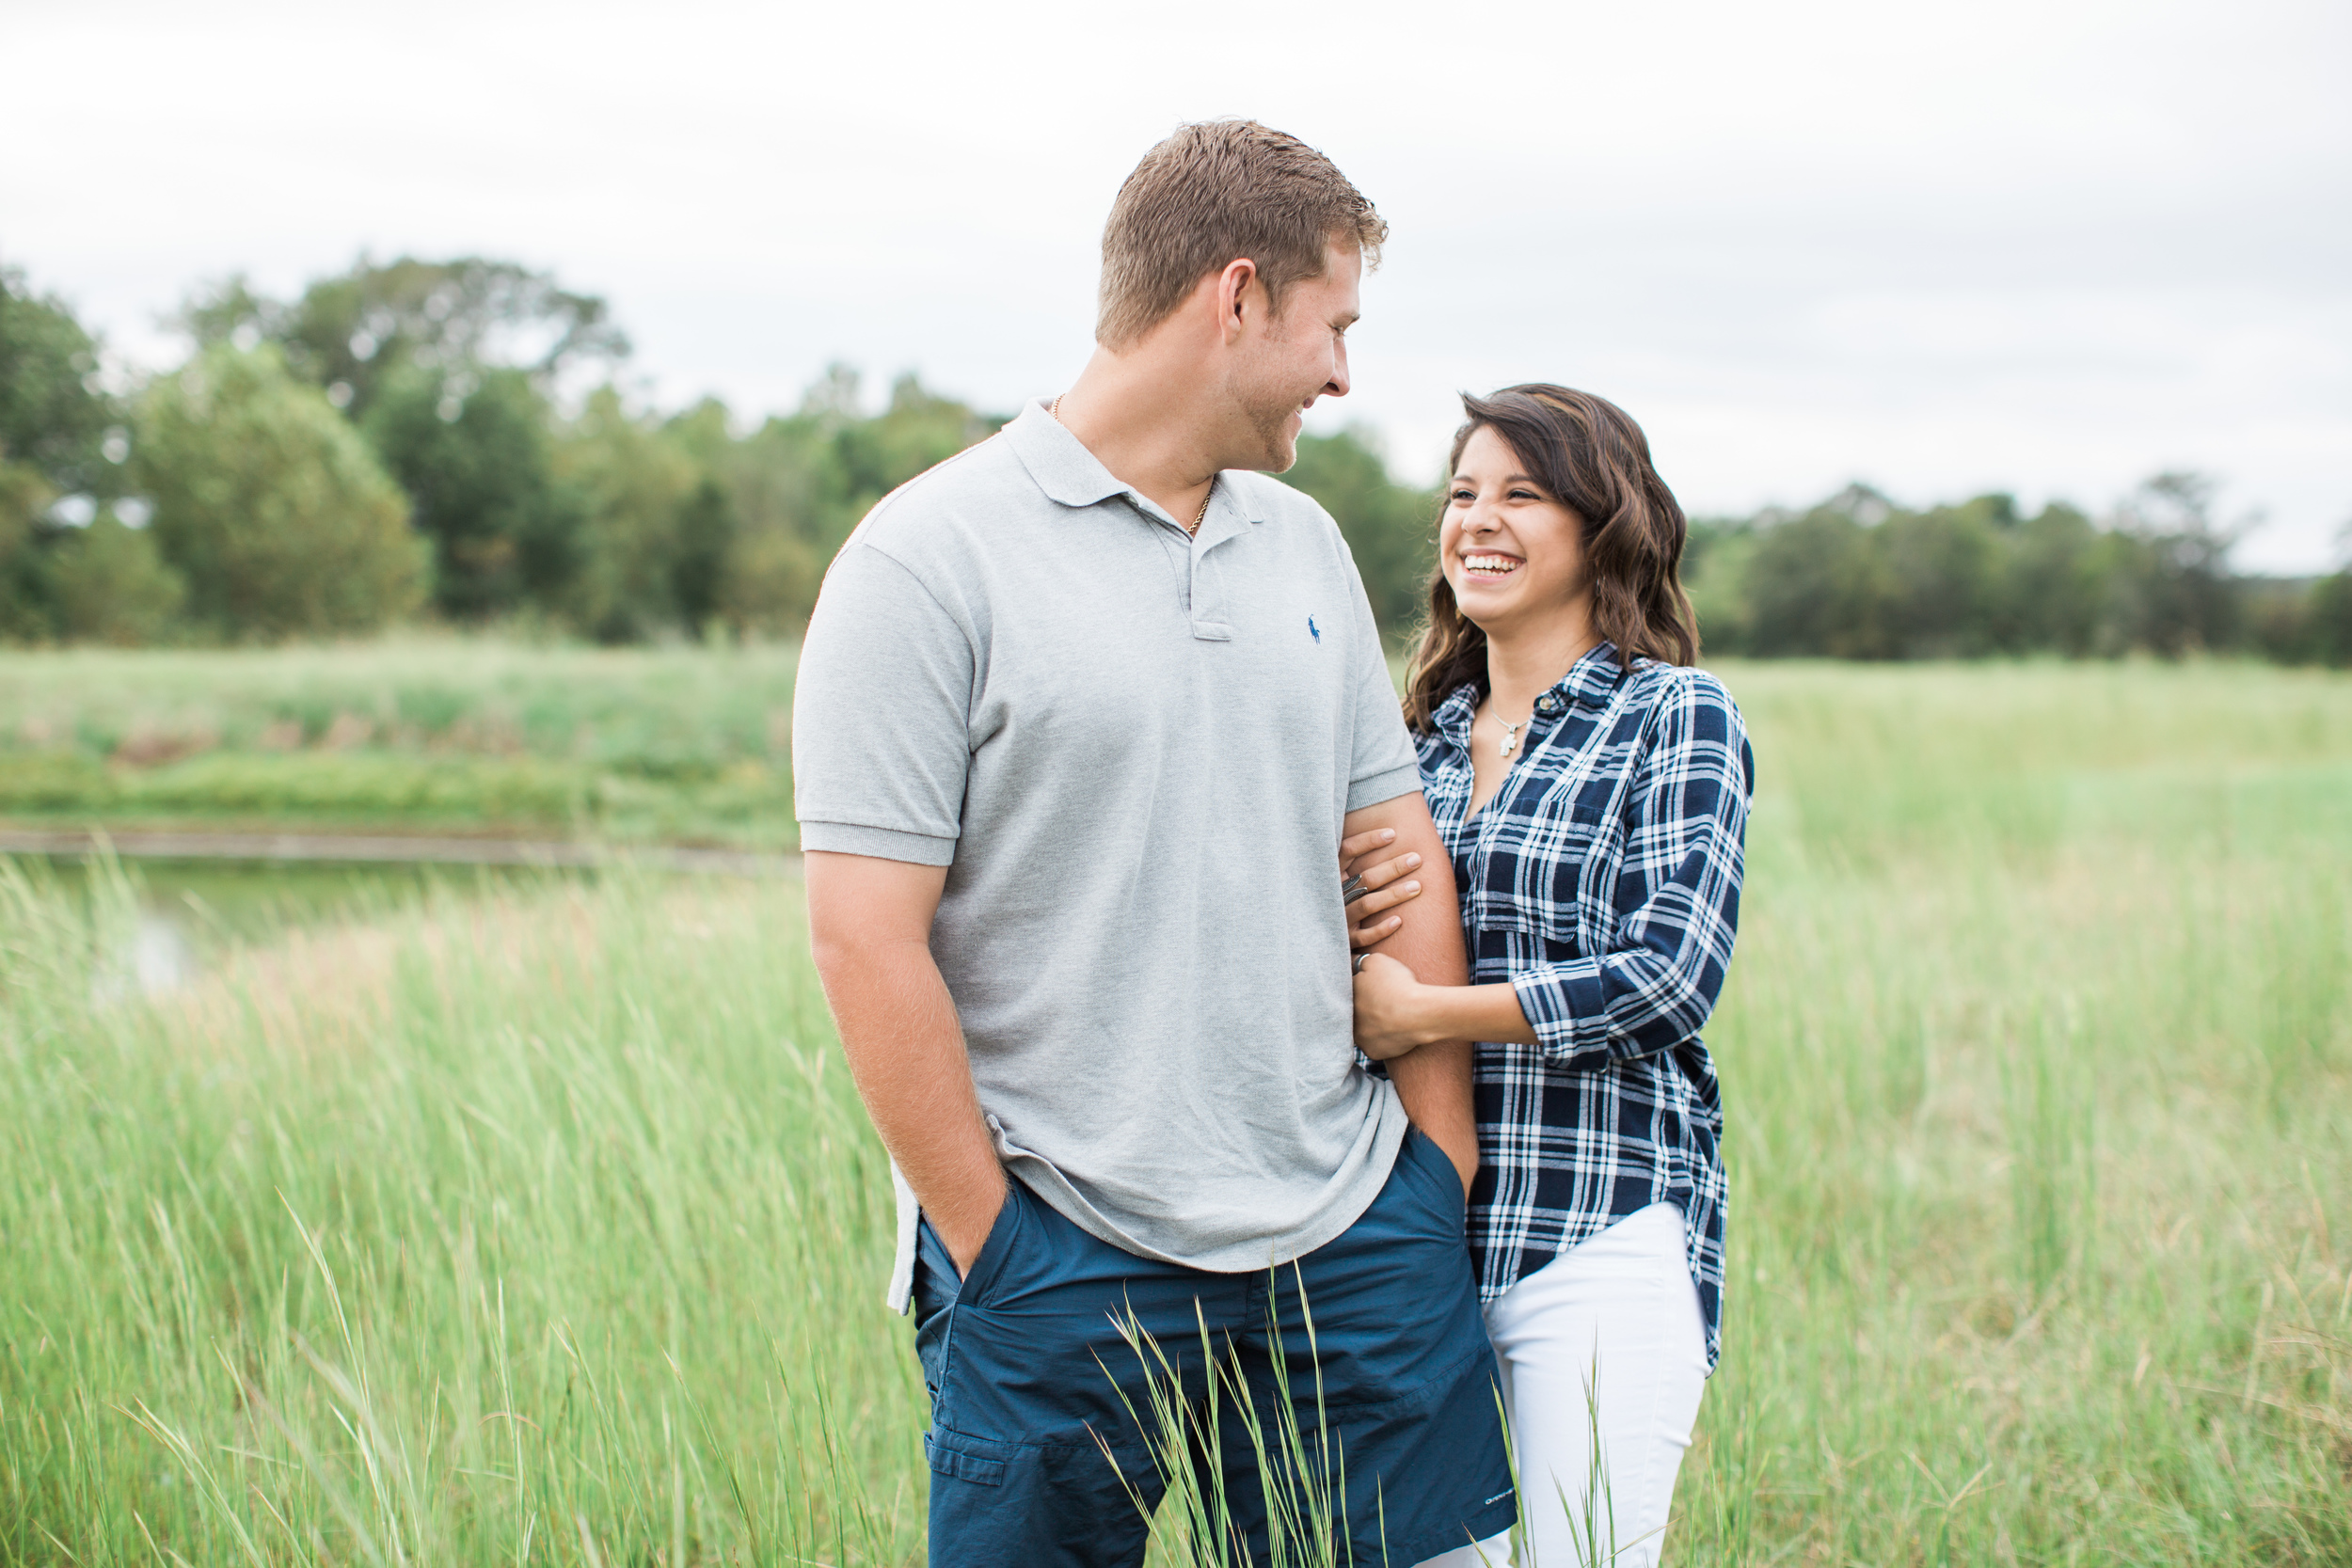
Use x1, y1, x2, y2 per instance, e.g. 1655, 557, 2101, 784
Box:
1347, 386, 1753, 1567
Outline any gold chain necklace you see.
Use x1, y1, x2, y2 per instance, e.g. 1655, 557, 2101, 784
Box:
1187, 483, 1214, 536
1053, 394, 1213, 537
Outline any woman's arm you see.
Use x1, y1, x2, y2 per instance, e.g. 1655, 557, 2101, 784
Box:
1352, 677, 1754, 1069
1506, 679, 1752, 1068
1354, 960, 1535, 1057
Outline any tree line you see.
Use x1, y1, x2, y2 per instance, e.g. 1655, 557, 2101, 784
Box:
0, 258, 1011, 644
1686, 480, 2352, 665
2, 256, 2346, 663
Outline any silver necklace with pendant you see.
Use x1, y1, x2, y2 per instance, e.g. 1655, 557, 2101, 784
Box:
1496, 714, 1532, 757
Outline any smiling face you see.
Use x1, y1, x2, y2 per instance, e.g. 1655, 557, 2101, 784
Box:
1441, 424, 1592, 641
1224, 242, 1360, 472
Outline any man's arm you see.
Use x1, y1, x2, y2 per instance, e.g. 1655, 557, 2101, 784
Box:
1342, 792, 1477, 1193
804, 850, 1006, 1276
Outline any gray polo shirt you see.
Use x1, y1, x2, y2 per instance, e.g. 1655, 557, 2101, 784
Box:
793, 400, 1421, 1307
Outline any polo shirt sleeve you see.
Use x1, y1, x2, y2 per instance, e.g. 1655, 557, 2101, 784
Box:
791, 541, 972, 866
1342, 560, 1422, 813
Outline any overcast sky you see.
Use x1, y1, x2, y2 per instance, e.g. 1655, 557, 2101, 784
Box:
6, 0, 2347, 569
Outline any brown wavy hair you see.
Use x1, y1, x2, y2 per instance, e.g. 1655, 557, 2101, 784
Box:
1403, 385, 1699, 733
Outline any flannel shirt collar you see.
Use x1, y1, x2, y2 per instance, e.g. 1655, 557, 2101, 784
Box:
1430, 683, 1481, 752
1429, 639, 1629, 754
1561, 641, 1628, 711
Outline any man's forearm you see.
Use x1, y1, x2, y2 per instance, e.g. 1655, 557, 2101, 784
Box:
810, 933, 1006, 1275
1344, 795, 1478, 1190
1384, 1039, 1478, 1188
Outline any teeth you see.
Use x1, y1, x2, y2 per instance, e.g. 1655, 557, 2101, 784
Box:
1463, 555, 1519, 575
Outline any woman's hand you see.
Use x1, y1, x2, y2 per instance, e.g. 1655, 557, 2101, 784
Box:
1352, 952, 1437, 1061
1339, 828, 1425, 950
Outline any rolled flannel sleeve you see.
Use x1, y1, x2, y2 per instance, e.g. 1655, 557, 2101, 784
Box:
1510, 678, 1755, 1068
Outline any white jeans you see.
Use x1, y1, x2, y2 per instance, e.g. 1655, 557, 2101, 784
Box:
1416, 1204, 1709, 1568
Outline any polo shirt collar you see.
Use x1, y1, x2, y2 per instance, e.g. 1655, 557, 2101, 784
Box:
1003, 399, 1257, 548
1005, 400, 1126, 508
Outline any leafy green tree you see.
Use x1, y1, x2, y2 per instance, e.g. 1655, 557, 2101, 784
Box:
1741, 494, 1899, 657
1882, 498, 2004, 657
0, 265, 120, 498
0, 267, 133, 639
715, 518, 824, 636
2310, 570, 2352, 667
806, 370, 1004, 559
41, 515, 186, 644
670, 478, 738, 635
134, 344, 426, 639
649, 373, 1003, 638
553, 388, 698, 642
1282, 427, 1438, 644
0, 458, 52, 639
1682, 518, 1759, 655
1994, 502, 2107, 656
668, 407, 797, 632
182, 256, 628, 420
662, 400, 825, 637
364, 366, 580, 619
2101, 471, 2244, 657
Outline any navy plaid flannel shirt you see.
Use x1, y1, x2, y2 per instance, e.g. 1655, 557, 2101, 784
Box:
1416, 642, 1753, 1369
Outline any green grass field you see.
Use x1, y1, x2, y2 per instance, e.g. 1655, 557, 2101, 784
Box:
0, 640, 803, 848
3, 658, 2347, 1564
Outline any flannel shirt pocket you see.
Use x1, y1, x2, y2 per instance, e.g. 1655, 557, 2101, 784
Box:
1470, 789, 1614, 955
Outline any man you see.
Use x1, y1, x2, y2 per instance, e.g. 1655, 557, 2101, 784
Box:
795, 119, 1515, 1567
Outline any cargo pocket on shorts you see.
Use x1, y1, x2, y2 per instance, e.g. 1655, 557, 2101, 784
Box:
924, 1425, 1013, 1487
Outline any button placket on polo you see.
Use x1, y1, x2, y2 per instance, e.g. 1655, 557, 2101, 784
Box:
1119, 493, 1207, 631
1187, 545, 1237, 641
1184, 492, 1249, 642
1111, 482, 1248, 641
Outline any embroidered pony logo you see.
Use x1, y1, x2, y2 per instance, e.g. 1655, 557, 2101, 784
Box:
1308, 616, 1322, 643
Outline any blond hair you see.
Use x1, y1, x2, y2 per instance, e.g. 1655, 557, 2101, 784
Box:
1096, 119, 1386, 350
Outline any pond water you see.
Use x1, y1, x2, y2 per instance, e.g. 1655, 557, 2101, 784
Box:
28, 857, 603, 997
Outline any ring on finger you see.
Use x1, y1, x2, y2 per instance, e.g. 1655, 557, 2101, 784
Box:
1341, 875, 1369, 905
1352, 952, 1369, 974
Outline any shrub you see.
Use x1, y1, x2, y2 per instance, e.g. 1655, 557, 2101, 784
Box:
364, 366, 580, 620
134, 344, 427, 639
552, 388, 698, 642
42, 515, 186, 644
2311, 572, 2352, 668
0, 460, 52, 641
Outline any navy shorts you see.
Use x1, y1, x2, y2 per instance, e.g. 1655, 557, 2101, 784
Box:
912, 1128, 1516, 1567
